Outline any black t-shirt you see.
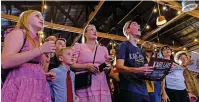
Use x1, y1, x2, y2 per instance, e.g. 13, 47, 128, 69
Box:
48, 56, 60, 71
116, 41, 148, 95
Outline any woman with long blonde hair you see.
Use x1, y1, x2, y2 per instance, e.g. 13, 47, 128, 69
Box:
71, 24, 112, 102
2, 10, 56, 102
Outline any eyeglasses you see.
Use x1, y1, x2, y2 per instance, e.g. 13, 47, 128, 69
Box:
162, 47, 172, 51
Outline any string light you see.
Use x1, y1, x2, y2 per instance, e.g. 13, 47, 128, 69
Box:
153, 8, 157, 13
137, 39, 140, 42
109, 42, 112, 45
41, 34, 44, 38
177, 11, 181, 15
162, 6, 167, 10
44, 5, 47, 9
146, 25, 150, 30
183, 47, 186, 50
194, 38, 198, 42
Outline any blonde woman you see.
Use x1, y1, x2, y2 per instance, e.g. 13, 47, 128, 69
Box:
2, 10, 56, 102
71, 24, 112, 102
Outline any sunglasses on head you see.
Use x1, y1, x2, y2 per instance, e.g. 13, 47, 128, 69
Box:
56, 38, 66, 43
162, 46, 172, 51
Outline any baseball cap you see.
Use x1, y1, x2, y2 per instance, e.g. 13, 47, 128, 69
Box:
123, 15, 143, 38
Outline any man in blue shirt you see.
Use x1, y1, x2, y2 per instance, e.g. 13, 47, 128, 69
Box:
116, 16, 154, 102
49, 47, 78, 102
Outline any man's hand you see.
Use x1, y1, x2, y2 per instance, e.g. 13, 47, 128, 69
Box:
133, 66, 154, 75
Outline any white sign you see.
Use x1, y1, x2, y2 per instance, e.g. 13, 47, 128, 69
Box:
188, 51, 199, 73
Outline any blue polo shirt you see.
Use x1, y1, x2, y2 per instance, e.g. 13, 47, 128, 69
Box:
48, 65, 76, 102
116, 41, 148, 95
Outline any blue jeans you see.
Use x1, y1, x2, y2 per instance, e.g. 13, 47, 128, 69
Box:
149, 92, 161, 102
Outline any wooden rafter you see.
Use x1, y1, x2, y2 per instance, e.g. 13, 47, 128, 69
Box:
141, 13, 186, 40
188, 45, 199, 52
54, 1, 80, 27
75, 5, 85, 21
184, 35, 199, 48
1, 13, 182, 50
150, 17, 193, 41
63, 5, 71, 25
85, 1, 104, 27
118, 1, 143, 24
160, 0, 199, 18
107, 1, 143, 34
72, 1, 104, 45
177, 30, 197, 39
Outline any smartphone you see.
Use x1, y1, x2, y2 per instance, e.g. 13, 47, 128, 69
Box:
99, 63, 107, 72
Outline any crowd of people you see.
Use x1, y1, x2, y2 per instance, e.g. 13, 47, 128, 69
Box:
1, 10, 199, 102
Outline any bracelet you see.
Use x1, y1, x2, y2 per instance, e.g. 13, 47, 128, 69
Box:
38, 46, 43, 54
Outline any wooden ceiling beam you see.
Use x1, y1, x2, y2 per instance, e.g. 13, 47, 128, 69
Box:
188, 44, 199, 52
2, 1, 99, 6
75, 5, 85, 21
54, 1, 81, 27
63, 5, 72, 25
1, 13, 182, 50
144, 0, 199, 41
160, 0, 199, 18
85, 1, 104, 28
118, 1, 143, 24
141, 13, 186, 40
72, 1, 104, 45
177, 30, 197, 39
108, 1, 143, 34
183, 35, 199, 48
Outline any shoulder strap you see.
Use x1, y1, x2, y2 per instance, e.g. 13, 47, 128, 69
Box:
93, 46, 98, 64
19, 31, 27, 53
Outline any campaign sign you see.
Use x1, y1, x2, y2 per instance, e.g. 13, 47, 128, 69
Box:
188, 51, 199, 73
144, 58, 173, 81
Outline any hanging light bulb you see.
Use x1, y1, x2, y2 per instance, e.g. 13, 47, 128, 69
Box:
44, 5, 47, 9
162, 6, 167, 10
182, 0, 198, 12
177, 11, 181, 15
146, 25, 150, 30
153, 8, 157, 13
156, 16, 167, 26
194, 38, 198, 42
183, 47, 187, 50
156, 4, 167, 26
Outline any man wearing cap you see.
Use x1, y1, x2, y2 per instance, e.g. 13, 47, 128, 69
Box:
116, 17, 153, 102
